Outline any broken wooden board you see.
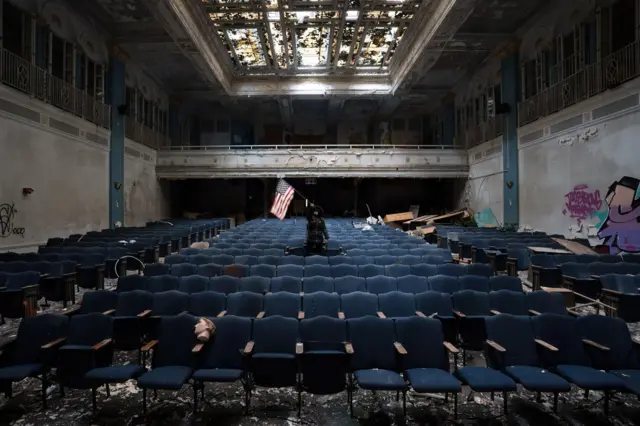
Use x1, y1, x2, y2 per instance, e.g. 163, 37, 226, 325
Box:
426, 208, 474, 224
552, 238, 597, 255
417, 226, 436, 235
404, 214, 438, 224
383, 211, 414, 223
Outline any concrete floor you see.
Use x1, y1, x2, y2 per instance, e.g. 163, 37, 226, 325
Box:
3, 275, 640, 425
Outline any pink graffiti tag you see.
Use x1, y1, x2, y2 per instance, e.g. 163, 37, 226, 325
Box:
562, 184, 602, 223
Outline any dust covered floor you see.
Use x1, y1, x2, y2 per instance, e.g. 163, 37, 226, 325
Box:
4, 276, 640, 425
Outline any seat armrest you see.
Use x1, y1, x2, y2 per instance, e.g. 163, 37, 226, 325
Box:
490, 310, 501, 316
103, 309, 116, 315
137, 310, 152, 318
243, 341, 254, 354
602, 288, 623, 295
377, 311, 386, 319
416, 311, 426, 317
394, 342, 407, 355
535, 339, 558, 352
582, 339, 610, 351
486, 339, 506, 352
296, 342, 303, 355
141, 340, 158, 352
192, 343, 204, 353
256, 311, 265, 319
528, 309, 541, 316
217, 310, 227, 317
299, 292, 304, 296
0, 286, 6, 292
338, 312, 345, 319
92, 339, 112, 351
453, 311, 466, 318
179, 310, 189, 316
297, 311, 305, 320
344, 342, 354, 354
41, 337, 66, 349
443, 341, 458, 354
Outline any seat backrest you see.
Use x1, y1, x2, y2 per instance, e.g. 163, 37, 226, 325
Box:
300, 316, 347, 350
531, 313, 590, 366
280, 255, 305, 266
357, 264, 384, 278
178, 275, 209, 294
250, 264, 277, 278
485, 314, 539, 368
144, 263, 170, 277
170, 263, 198, 277
147, 274, 179, 293
530, 254, 555, 268
329, 256, 355, 266
257, 255, 280, 266
115, 290, 153, 316
347, 317, 397, 371
303, 291, 340, 318
525, 291, 567, 315
226, 292, 264, 317
340, 292, 378, 319
366, 275, 397, 295
253, 316, 299, 355
489, 290, 527, 315
152, 291, 190, 315
67, 313, 114, 346
560, 262, 589, 278
378, 292, 416, 317
188, 254, 213, 266
164, 254, 187, 265
331, 264, 358, 278
489, 276, 522, 292
452, 290, 490, 315
428, 275, 459, 294
459, 275, 490, 293
154, 314, 199, 367
270, 276, 302, 293
396, 275, 429, 294
395, 317, 448, 371
209, 276, 240, 294
117, 275, 148, 292
351, 256, 374, 266
240, 276, 270, 293
13, 314, 69, 364
437, 263, 467, 277
467, 264, 493, 278
200, 316, 252, 369
264, 292, 301, 318
333, 276, 365, 295
235, 255, 259, 267
5, 271, 41, 289
79, 290, 119, 314
414, 291, 453, 316
600, 273, 638, 294
305, 255, 329, 266
196, 263, 223, 277
577, 315, 640, 370
410, 263, 438, 277
278, 264, 304, 278
303, 276, 334, 293
188, 291, 226, 317
374, 255, 398, 266
305, 264, 331, 278
385, 264, 411, 278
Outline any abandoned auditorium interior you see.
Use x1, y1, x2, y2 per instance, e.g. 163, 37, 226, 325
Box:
3, 0, 640, 425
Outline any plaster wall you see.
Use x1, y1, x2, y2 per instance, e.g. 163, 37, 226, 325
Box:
0, 85, 109, 250
518, 77, 640, 245
462, 137, 504, 225
124, 139, 171, 226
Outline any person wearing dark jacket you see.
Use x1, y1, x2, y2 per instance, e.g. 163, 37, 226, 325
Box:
306, 203, 328, 255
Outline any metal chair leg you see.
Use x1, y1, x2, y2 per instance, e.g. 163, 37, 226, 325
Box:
106, 383, 110, 398
503, 391, 508, 416
142, 388, 147, 414
402, 391, 406, 416
193, 384, 198, 414
41, 377, 48, 409
454, 392, 458, 419
553, 392, 559, 412
92, 387, 97, 413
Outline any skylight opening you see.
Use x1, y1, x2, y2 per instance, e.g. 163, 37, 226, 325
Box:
346, 10, 359, 21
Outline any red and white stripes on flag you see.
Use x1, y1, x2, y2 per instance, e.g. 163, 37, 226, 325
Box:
270, 179, 295, 220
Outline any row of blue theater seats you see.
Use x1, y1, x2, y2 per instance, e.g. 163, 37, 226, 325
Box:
84, 288, 563, 320
117, 273, 521, 295
143, 262, 494, 280
163, 253, 453, 267
19, 311, 628, 416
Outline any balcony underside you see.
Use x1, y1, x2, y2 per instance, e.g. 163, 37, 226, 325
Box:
156, 147, 469, 179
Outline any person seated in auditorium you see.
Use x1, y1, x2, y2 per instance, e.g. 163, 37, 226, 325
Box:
305, 203, 329, 255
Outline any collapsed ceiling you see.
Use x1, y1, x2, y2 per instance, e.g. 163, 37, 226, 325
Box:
201, 0, 421, 76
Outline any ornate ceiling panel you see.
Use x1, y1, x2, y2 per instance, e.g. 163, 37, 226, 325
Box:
201, 0, 420, 76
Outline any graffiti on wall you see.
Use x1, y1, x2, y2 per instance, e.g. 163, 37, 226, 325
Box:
0, 203, 25, 238
597, 176, 640, 254
562, 184, 603, 224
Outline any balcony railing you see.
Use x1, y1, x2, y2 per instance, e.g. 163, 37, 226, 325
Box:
1, 48, 111, 129
519, 40, 640, 126
456, 117, 505, 148
125, 117, 171, 149
162, 144, 466, 151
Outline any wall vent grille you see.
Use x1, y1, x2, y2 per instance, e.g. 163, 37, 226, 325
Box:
0, 98, 40, 122
49, 117, 80, 136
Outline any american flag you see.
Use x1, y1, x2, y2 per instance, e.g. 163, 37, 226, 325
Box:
270, 179, 295, 220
